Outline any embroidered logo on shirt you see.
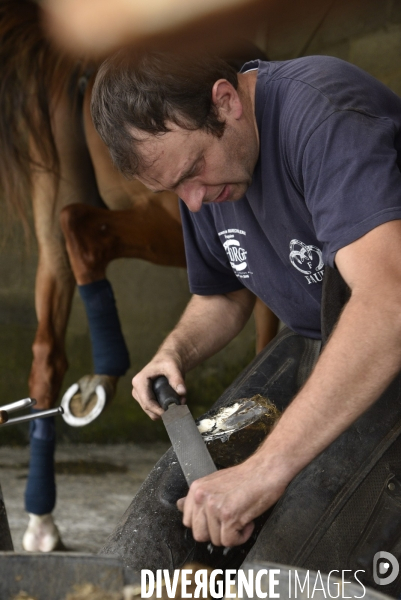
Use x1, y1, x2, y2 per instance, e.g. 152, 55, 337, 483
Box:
218, 229, 252, 279
223, 239, 247, 271
289, 239, 324, 285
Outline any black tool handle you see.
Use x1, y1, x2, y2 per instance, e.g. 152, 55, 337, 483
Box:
153, 376, 181, 411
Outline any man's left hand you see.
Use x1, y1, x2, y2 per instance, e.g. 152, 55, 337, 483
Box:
176, 458, 287, 546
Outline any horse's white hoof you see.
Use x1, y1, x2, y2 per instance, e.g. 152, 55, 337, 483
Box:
22, 513, 61, 552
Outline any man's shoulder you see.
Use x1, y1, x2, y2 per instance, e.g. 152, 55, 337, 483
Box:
256, 56, 401, 110
258, 55, 366, 83
254, 55, 401, 143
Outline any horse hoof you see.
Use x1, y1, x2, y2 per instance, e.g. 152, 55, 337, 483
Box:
22, 513, 61, 552
61, 375, 118, 427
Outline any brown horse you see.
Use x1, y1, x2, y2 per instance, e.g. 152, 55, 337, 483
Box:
0, 0, 279, 551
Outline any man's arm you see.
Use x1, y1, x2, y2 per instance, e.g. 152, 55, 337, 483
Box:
177, 219, 401, 547
131, 287, 256, 419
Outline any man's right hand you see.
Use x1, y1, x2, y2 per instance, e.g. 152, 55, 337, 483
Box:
131, 350, 186, 420
132, 290, 256, 419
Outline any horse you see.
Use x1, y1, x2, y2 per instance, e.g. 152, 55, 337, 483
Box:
0, 0, 279, 551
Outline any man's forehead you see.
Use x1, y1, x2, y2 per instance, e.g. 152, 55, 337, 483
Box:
128, 122, 200, 146
127, 127, 164, 163
129, 124, 203, 184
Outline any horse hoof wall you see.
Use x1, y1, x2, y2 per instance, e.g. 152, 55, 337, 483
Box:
22, 513, 61, 552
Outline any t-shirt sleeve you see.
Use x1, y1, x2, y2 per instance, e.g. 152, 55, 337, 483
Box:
179, 201, 245, 295
301, 110, 401, 266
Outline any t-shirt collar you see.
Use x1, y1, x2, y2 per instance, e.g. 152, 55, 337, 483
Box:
239, 59, 265, 135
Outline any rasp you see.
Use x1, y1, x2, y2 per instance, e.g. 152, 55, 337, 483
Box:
153, 376, 217, 485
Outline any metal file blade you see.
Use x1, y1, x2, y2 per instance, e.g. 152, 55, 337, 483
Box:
153, 376, 217, 486
162, 403, 217, 485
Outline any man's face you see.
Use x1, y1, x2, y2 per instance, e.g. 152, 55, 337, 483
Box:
133, 117, 259, 212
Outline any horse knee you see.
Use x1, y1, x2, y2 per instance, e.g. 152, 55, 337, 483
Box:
60, 204, 107, 283
60, 203, 91, 259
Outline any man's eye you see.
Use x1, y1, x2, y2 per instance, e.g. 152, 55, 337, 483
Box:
186, 168, 198, 180
188, 161, 203, 179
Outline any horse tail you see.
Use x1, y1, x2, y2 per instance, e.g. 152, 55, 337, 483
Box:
0, 0, 85, 236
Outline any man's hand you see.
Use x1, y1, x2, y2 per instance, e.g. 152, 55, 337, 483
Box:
132, 349, 186, 419
132, 290, 255, 419
176, 455, 288, 547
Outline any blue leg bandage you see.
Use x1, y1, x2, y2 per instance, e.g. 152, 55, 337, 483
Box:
25, 412, 56, 515
78, 279, 130, 376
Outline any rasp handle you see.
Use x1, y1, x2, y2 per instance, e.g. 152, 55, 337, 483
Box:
153, 376, 181, 411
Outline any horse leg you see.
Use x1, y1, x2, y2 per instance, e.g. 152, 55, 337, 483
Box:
58, 202, 186, 414
24, 83, 101, 552
254, 298, 280, 353
23, 163, 75, 552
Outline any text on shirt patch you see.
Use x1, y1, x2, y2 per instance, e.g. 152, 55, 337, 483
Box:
289, 239, 324, 285
218, 229, 252, 279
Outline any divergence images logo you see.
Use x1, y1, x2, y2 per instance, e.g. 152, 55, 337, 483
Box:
223, 239, 248, 272
373, 551, 399, 586
289, 239, 324, 285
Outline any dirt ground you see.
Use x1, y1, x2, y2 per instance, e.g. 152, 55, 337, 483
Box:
0, 442, 169, 552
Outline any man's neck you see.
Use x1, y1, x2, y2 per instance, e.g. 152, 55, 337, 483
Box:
237, 69, 259, 148
238, 69, 258, 110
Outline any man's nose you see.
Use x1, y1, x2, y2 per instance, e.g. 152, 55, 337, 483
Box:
178, 181, 206, 212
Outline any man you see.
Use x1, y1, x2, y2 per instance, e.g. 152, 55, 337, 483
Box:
91, 50, 401, 548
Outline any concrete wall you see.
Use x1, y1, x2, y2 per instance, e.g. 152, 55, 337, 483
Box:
259, 0, 401, 95
1, 0, 401, 443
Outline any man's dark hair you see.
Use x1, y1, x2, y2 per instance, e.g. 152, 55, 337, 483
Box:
91, 50, 239, 177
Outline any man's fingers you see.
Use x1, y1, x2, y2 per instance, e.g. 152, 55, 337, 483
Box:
144, 407, 163, 420
131, 352, 187, 419
178, 491, 219, 545
143, 379, 165, 415
160, 373, 186, 397
176, 496, 186, 512
178, 494, 195, 531
192, 506, 215, 544
221, 520, 255, 547
184, 482, 222, 545
175, 382, 186, 395
131, 380, 164, 418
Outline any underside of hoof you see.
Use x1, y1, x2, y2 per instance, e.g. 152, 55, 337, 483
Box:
22, 513, 62, 552
61, 374, 118, 427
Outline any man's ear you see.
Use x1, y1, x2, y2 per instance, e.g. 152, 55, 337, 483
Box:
211, 79, 242, 120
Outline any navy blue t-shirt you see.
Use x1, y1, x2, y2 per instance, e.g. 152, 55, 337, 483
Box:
180, 56, 401, 339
